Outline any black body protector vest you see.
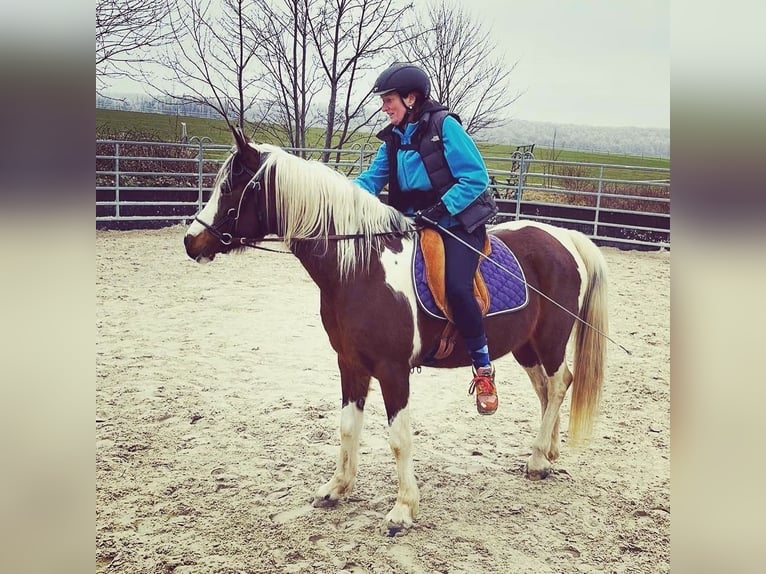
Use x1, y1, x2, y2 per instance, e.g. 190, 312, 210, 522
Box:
376, 101, 497, 232
377, 102, 454, 213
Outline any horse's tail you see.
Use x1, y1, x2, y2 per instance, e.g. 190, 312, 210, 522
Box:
567, 230, 609, 445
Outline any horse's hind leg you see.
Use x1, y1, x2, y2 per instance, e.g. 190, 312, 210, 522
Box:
522, 363, 573, 465
377, 363, 419, 536
313, 359, 370, 507
525, 362, 572, 480
515, 346, 553, 464
522, 364, 556, 460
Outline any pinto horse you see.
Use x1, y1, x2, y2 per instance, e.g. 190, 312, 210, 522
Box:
184, 128, 608, 535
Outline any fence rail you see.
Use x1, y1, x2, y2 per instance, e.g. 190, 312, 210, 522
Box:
96, 139, 670, 250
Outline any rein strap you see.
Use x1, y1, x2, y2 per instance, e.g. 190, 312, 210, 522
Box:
230, 229, 414, 254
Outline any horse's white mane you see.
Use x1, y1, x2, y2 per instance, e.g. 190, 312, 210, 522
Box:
253, 143, 412, 278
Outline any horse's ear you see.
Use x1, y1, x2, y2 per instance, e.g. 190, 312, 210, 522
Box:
231, 125, 261, 167
231, 125, 250, 153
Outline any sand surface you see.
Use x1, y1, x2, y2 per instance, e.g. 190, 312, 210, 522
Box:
96, 225, 670, 573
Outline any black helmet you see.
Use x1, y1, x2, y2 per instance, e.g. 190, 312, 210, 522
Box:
372, 63, 431, 99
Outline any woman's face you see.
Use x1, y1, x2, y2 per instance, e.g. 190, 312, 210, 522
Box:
380, 92, 415, 126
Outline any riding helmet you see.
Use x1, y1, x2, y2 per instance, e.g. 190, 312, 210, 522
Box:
372, 63, 431, 99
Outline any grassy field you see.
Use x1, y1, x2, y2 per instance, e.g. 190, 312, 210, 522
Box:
96, 108, 670, 178
97, 107, 669, 226
97, 109, 234, 144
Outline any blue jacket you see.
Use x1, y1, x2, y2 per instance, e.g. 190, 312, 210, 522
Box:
355, 114, 490, 228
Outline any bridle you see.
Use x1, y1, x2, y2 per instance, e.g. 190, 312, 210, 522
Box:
194, 159, 273, 249
195, 152, 416, 252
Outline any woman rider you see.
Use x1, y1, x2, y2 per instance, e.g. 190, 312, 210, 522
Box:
354, 62, 499, 415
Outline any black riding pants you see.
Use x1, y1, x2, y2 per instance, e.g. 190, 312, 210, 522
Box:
442, 224, 487, 346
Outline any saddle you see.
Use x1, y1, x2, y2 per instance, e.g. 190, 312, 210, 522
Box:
419, 228, 492, 322
413, 228, 529, 361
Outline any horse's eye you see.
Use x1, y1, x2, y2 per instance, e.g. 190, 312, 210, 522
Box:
220, 182, 232, 196
231, 161, 245, 177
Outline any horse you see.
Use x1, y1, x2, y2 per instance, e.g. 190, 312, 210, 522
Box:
183, 127, 609, 536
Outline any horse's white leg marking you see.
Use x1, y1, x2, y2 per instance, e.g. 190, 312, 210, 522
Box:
524, 364, 548, 413
524, 364, 562, 463
313, 402, 364, 505
382, 406, 419, 534
527, 363, 569, 479
379, 242, 422, 364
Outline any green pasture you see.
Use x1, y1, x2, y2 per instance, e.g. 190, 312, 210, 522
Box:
96, 108, 670, 181
97, 109, 235, 144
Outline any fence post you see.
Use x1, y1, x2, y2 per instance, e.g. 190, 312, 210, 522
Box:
594, 165, 604, 238
513, 155, 526, 221
189, 136, 212, 211
114, 142, 120, 219
197, 140, 204, 211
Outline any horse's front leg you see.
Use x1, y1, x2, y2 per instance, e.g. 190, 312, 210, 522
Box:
377, 365, 419, 536
313, 359, 370, 507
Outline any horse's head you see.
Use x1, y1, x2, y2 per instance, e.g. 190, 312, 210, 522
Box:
184, 127, 269, 263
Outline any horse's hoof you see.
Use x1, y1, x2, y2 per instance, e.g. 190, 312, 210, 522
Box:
524, 463, 551, 481
380, 518, 412, 538
381, 505, 414, 536
312, 494, 339, 508
380, 522, 409, 537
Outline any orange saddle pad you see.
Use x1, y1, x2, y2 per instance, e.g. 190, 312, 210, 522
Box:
419, 227, 491, 323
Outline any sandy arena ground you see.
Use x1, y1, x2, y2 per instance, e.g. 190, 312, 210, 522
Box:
96, 225, 670, 573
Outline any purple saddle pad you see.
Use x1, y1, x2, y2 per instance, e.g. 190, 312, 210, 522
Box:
413, 233, 529, 320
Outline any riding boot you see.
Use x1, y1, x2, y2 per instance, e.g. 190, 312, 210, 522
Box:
468, 363, 498, 415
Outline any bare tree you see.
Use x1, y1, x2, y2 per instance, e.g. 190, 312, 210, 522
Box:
308, 0, 415, 161
150, 0, 265, 131
249, 0, 324, 151
399, 0, 520, 134
243, 0, 415, 158
96, 0, 175, 95
249, 0, 414, 158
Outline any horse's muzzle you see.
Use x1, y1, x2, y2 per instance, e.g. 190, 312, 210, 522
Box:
184, 232, 216, 263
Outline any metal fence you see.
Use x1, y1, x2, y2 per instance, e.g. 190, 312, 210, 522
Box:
97, 139, 669, 250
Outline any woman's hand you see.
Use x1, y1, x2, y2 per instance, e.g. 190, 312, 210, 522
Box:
414, 201, 448, 227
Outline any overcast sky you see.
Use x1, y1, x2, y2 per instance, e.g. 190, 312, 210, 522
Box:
462, 0, 670, 129
103, 0, 669, 131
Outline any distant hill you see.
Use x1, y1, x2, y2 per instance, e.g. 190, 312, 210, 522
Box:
478, 119, 669, 158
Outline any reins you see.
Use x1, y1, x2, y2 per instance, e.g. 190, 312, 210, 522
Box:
218, 229, 416, 255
